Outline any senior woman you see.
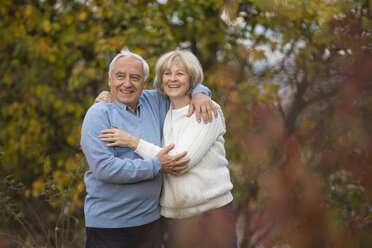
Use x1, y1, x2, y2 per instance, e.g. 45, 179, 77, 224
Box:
99, 50, 236, 248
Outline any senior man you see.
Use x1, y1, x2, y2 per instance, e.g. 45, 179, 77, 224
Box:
80, 48, 216, 248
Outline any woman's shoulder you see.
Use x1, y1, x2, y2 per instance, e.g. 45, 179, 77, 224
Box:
211, 100, 223, 112
185, 106, 225, 128
211, 100, 226, 127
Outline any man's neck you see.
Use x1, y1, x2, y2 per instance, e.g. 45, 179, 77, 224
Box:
115, 99, 140, 116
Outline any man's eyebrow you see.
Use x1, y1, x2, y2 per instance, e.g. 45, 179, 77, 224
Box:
115, 71, 125, 75
130, 73, 141, 78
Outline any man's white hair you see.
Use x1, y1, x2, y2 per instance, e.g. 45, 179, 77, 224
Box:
108, 48, 149, 81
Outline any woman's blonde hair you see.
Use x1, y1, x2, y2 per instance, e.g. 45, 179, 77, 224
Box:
153, 50, 204, 96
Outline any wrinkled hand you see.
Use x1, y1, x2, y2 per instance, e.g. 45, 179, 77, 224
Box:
99, 128, 139, 150
188, 93, 218, 123
95, 91, 115, 103
157, 144, 189, 176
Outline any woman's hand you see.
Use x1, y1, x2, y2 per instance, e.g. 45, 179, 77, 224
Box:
95, 91, 115, 103
99, 128, 139, 150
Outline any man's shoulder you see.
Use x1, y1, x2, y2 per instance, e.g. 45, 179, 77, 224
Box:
85, 102, 116, 118
141, 90, 163, 101
89, 101, 115, 110
139, 90, 168, 111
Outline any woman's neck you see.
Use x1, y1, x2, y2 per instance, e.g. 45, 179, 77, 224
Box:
170, 96, 191, 109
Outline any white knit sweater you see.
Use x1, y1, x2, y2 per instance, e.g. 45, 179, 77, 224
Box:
135, 101, 233, 219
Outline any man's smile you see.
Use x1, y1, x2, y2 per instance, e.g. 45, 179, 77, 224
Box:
119, 89, 134, 94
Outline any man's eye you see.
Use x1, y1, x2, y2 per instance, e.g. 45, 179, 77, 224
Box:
117, 74, 125, 80
131, 76, 140, 81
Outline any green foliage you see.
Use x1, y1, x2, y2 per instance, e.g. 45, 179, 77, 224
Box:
0, 175, 25, 223
0, 158, 87, 247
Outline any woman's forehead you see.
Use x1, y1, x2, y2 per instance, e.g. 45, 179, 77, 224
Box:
166, 56, 186, 70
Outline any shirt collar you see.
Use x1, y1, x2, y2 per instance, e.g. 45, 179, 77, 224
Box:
115, 99, 141, 117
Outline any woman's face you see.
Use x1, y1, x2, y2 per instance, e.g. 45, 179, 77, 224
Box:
162, 59, 191, 102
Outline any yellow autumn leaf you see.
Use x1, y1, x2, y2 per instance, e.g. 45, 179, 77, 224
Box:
32, 180, 45, 198
42, 19, 51, 33
78, 11, 87, 22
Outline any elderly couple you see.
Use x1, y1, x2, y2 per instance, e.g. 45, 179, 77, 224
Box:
80, 48, 236, 248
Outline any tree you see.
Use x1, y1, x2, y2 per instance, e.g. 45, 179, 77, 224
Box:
222, 0, 372, 247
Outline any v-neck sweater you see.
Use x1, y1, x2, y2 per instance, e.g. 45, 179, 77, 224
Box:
81, 90, 168, 228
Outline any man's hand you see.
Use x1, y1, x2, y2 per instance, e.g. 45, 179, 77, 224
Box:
157, 144, 189, 176
188, 93, 218, 124
95, 91, 115, 103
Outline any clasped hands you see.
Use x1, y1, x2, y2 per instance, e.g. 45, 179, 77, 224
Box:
99, 128, 189, 176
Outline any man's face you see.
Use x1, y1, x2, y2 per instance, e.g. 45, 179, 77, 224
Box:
108, 56, 147, 111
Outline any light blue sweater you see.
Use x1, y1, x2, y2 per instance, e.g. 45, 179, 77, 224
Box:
80, 86, 210, 228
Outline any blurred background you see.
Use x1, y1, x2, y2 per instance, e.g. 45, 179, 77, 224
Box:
1, 0, 371, 247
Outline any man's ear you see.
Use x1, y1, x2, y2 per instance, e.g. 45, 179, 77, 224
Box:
143, 80, 148, 89
108, 77, 111, 87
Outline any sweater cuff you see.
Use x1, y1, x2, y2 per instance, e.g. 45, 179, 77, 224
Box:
191, 84, 211, 97
150, 157, 162, 175
135, 139, 162, 159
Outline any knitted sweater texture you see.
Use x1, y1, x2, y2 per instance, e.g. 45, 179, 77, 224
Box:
135, 102, 233, 219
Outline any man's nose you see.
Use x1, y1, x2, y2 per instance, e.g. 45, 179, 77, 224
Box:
122, 76, 131, 87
